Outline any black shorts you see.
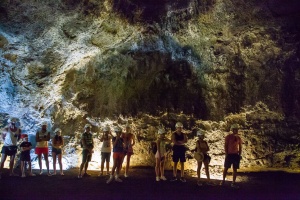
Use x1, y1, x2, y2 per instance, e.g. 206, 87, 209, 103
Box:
20, 152, 31, 162
101, 152, 111, 163
224, 154, 240, 169
172, 145, 186, 163
52, 147, 62, 155
1, 146, 17, 156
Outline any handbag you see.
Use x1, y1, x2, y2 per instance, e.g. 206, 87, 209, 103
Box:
194, 151, 204, 162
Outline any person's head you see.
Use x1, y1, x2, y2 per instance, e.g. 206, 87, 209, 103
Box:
9, 117, 18, 126
175, 122, 183, 132
157, 128, 166, 138
21, 134, 28, 142
103, 126, 110, 135
114, 126, 122, 136
41, 121, 48, 130
55, 128, 61, 136
231, 124, 239, 134
84, 124, 91, 132
197, 130, 205, 140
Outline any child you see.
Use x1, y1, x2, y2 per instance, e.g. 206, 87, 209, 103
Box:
99, 125, 112, 176
20, 134, 36, 178
195, 130, 213, 186
155, 128, 170, 182
52, 128, 64, 175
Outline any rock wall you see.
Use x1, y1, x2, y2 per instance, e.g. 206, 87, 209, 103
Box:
0, 0, 300, 172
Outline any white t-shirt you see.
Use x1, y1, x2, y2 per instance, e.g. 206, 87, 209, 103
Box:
4, 127, 19, 146
101, 135, 112, 153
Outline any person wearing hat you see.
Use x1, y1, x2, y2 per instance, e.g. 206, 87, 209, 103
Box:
195, 130, 213, 186
0, 117, 21, 178
220, 124, 243, 188
78, 124, 94, 178
52, 128, 64, 176
99, 125, 113, 176
171, 122, 188, 182
155, 128, 171, 182
20, 134, 36, 178
121, 123, 135, 178
107, 126, 125, 184
35, 121, 51, 176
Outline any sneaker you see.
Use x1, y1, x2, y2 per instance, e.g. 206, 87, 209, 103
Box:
98, 172, 103, 177
180, 177, 186, 183
60, 173, 64, 176
106, 176, 113, 184
29, 173, 36, 177
231, 183, 239, 189
83, 173, 91, 177
124, 174, 129, 178
47, 173, 52, 177
39, 171, 43, 175
220, 180, 225, 186
170, 177, 177, 182
21, 174, 26, 178
115, 177, 123, 182
160, 176, 167, 181
156, 176, 160, 182
197, 181, 203, 186
78, 175, 82, 179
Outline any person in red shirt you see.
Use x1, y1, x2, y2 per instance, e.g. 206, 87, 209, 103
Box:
220, 124, 242, 188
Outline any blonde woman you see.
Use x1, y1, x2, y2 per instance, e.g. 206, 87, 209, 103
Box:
52, 128, 64, 175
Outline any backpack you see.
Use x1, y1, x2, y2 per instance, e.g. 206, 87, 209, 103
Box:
150, 141, 157, 154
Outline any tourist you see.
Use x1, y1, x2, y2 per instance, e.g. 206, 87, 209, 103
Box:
122, 123, 135, 177
155, 128, 170, 182
195, 130, 213, 186
171, 122, 187, 182
52, 128, 64, 175
99, 125, 112, 176
78, 124, 94, 178
20, 134, 36, 177
220, 124, 243, 188
107, 126, 124, 184
35, 121, 52, 176
0, 117, 21, 178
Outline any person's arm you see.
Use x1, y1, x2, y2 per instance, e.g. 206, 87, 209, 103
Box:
238, 137, 242, 156
100, 133, 104, 142
156, 139, 161, 157
205, 141, 210, 152
131, 134, 136, 146
36, 131, 42, 142
46, 132, 50, 141
17, 128, 22, 141
183, 134, 187, 144
224, 136, 228, 155
61, 136, 64, 146
171, 132, 176, 145
1, 127, 7, 140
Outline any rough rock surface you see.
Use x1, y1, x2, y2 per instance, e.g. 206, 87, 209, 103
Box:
0, 0, 300, 174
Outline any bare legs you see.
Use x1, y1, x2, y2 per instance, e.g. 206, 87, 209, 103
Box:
38, 153, 51, 175
52, 153, 63, 175
124, 154, 131, 176
173, 162, 185, 178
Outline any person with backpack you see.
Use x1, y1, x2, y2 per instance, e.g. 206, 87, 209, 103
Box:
0, 117, 21, 179
78, 124, 94, 178
155, 128, 171, 182
171, 122, 188, 182
195, 130, 213, 186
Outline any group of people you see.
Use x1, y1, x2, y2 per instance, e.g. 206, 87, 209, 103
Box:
0, 117, 243, 189
0, 118, 64, 179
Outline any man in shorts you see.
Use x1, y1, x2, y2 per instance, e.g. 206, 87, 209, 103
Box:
220, 124, 243, 188
0, 117, 21, 178
171, 122, 188, 182
78, 124, 94, 178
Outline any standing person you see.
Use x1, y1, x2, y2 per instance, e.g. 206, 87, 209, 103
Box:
170, 122, 187, 182
20, 134, 36, 178
220, 124, 242, 188
195, 130, 213, 186
155, 128, 170, 182
52, 128, 64, 176
107, 126, 124, 184
0, 117, 21, 178
35, 121, 51, 176
122, 124, 135, 178
99, 125, 112, 176
78, 124, 94, 178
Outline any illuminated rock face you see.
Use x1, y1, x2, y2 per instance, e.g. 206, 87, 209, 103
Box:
0, 0, 300, 173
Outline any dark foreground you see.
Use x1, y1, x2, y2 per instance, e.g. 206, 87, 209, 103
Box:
1, 167, 300, 200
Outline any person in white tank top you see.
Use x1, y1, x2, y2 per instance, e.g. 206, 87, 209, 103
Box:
0, 117, 21, 178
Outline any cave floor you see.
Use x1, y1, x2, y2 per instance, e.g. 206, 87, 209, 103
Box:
1, 167, 299, 200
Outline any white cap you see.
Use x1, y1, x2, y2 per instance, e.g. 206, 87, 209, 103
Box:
84, 124, 91, 129
54, 128, 61, 133
9, 117, 18, 123
231, 124, 239, 130
197, 130, 204, 136
42, 121, 48, 126
175, 122, 183, 128
103, 126, 110, 132
158, 128, 166, 135
114, 126, 121, 132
